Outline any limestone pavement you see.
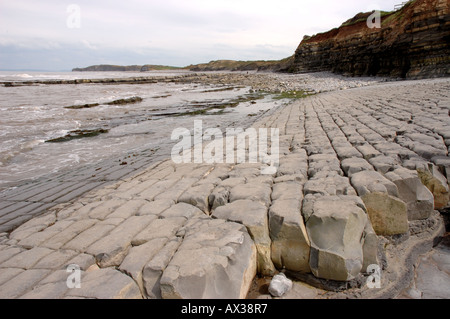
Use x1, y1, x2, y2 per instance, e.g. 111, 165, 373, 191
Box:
0, 78, 449, 299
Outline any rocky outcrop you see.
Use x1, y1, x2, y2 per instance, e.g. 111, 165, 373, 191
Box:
187, 57, 295, 72
72, 65, 143, 72
292, 0, 450, 79
72, 64, 181, 72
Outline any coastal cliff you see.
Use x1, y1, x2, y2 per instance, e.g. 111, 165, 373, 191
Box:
292, 0, 450, 78
72, 0, 449, 79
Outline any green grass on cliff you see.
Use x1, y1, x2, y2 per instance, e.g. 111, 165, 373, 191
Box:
340, 10, 392, 27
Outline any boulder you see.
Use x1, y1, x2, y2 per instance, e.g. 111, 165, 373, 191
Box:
213, 200, 275, 276
359, 192, 408, 236
351, 171, 409, 235
159, 217, 257, 299
268, 273, 293, 297
269, 199, 310, 273
385, 167, 434, 220
305, 196, 377, 281
417, 164, 449, 210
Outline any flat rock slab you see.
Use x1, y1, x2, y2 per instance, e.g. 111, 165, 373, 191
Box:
414, 239, 450, 299
229, 183, 272, 208
65, 267, 143, 299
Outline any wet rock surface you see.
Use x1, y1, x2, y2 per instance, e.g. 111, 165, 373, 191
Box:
0, 75, 449, 299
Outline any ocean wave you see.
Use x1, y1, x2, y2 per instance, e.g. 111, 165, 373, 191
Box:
0, 139, 45, 166
15, 73, 34, 78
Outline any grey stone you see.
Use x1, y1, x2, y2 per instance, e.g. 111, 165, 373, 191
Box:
0, 269, 51, 299
132, 217, 185, 245
65, 267, 143, 299
229, 183, 272, 207
178, 183, 216, 214
119, 237, 168, 295
271, 181, 303, 201
9, 212, 57, 241
213, 200, 275, 276
341, 157, 374, 177
385, 167, 434, 220
304, 174, 356, 196
307, 154, 342, 177
268, 273, 293, 297
305, 196, 375, 281
137, 199, 173, 216
143, 238, 182, 299
86, 215, 155, 267
1, 247, 54, 269
160, 202, 203, 219
417, 163, 449, 210
334, 145, 363, 160
356, 143, 381, 160
159, 217, 257, 299
269, 199, 310, 273
351, 171, 399, 197
369, 155, 399, 174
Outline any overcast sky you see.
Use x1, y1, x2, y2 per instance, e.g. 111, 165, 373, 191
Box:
0, 0, 400, 71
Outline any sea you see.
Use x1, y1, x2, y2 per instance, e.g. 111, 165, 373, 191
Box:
0, 70, 283, 191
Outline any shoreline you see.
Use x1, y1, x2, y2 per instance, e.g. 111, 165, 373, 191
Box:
0, 71, 385, 193
0, 74, 449, 299
0, 70, 387, 93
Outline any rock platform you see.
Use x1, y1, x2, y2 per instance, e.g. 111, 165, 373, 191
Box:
0, 77, 449, 299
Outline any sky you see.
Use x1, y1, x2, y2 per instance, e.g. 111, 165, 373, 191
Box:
0, 0, 400, 71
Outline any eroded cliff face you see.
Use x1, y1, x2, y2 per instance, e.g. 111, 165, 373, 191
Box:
292, 0, 450, 79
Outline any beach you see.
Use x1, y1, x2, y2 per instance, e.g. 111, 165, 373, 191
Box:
0, 72, 449, 299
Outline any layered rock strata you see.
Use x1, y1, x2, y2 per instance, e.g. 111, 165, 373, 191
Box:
292, 0, 450, 79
